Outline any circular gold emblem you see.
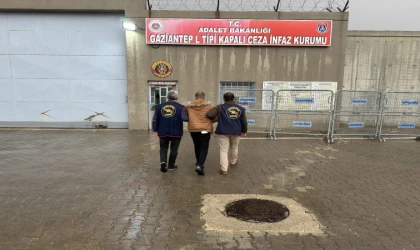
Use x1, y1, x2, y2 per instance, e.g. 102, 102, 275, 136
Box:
161, 105, 176, 118
226, 107, 241, 119
152, 60, 173, 78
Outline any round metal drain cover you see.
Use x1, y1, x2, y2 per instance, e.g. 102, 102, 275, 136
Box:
225, 198, 289, 223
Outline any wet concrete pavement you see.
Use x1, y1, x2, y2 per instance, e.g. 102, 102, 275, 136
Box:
1, 130, 420, 250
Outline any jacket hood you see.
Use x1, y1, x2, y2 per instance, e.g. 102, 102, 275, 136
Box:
187, 99, 211, 110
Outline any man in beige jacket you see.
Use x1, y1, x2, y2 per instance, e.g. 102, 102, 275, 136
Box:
181, 91, 214, 176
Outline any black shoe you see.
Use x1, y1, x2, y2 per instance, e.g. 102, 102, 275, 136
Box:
160, 162, 168, 173
195, 166, 205, 176
167, 165, 178, 171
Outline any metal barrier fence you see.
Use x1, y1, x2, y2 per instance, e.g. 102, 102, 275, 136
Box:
222, 88, 275, 139
216, 89, 420, 141
331, 90, 382, 142
379, 91, 420, 139
273, 89, 334, 142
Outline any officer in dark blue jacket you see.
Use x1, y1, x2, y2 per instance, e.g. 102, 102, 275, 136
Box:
207, 92, 247, 175
152, 90, 185, 173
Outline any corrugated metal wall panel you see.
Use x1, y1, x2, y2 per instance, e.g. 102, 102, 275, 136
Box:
0, 13, 128, 128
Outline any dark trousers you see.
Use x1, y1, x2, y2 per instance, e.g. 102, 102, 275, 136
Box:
190, 132, 211, 167
159, 137, 182, 168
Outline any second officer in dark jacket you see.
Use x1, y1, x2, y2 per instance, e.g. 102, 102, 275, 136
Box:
152, 90, 185, 173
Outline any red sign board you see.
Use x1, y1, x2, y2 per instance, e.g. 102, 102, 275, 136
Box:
146, 18, 332, 47
149, 81, 177, 86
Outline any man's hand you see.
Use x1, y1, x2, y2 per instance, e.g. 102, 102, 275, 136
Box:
241, 133, 247, 137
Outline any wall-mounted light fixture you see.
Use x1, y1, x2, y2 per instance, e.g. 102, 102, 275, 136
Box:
122, 22, 137, 31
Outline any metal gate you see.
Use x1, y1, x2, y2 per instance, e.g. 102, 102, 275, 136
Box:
331, 90, 382, 141
273, 90, 334, 142
379, 92, 420, 139
221, 88, 275, 139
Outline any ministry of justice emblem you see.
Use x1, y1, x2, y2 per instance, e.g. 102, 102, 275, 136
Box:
152, 60, 173, 78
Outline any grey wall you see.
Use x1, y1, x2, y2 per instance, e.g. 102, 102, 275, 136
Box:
344, 31, 420, 92
127, 12, 349, 130
0, 1, 349, 130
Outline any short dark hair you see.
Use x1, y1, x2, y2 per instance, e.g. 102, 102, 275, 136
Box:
195, 91, 205, 99
223, 92, 235, 102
